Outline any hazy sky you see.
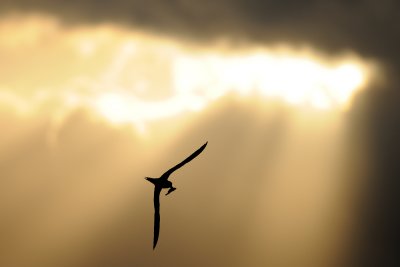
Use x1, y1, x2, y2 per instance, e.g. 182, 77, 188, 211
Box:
0, 1, 398, 267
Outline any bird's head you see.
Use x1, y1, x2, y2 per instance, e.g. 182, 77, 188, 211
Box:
145, 177, 158, 185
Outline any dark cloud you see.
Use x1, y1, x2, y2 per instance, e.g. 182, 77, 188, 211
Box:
1, 0, 399, 76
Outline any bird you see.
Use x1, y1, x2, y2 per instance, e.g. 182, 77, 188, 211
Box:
145, 141, 208, 249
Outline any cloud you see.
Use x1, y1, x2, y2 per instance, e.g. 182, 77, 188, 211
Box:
0, 14, 373, 134
1, 0, 398, 77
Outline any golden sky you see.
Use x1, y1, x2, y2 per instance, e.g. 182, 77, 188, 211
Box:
0, 12, 380, 267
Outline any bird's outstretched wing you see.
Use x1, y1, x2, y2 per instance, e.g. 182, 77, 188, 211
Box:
153, 186, 162, 249
160, 142, 208, 180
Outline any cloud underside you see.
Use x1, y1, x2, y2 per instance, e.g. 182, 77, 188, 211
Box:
1, 0, 399, 73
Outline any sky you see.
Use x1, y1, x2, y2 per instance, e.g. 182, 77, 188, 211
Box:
0, 1, 399, 267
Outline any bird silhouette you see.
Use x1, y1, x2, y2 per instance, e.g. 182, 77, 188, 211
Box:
145, 142, 208, 249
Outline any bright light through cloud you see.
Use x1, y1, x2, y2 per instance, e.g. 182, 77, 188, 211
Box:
173, 55, 366, 110
95, 53, 368, 127
0, 14, 373, 130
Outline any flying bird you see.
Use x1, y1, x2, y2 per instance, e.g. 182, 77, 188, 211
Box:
145, 142, 208, 249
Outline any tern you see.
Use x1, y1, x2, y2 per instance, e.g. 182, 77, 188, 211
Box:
145, 142, 208, 249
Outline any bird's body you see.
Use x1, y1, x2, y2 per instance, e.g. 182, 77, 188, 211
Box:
145, 142, 208, 249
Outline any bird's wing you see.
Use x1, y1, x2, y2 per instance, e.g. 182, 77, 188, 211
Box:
161, 142, 208, 180
153, 186, 162, 249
